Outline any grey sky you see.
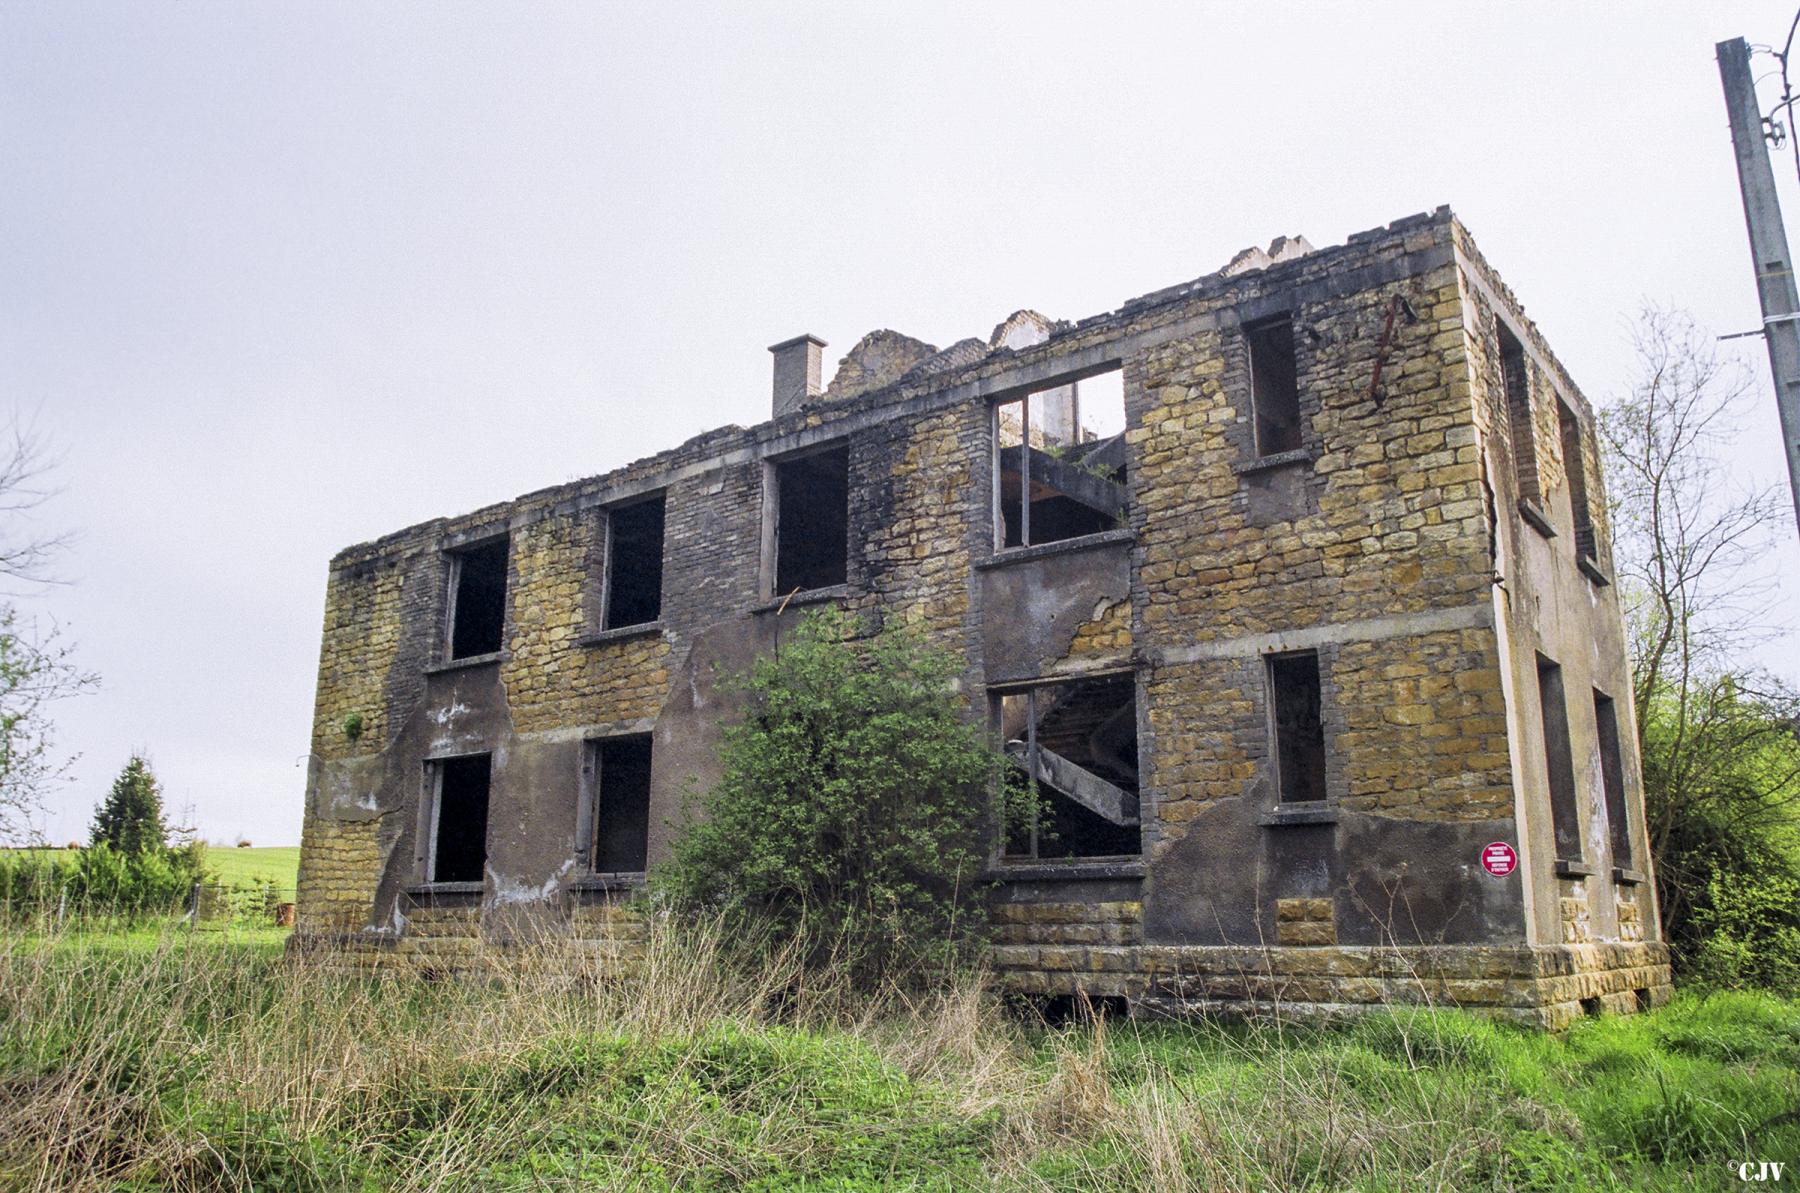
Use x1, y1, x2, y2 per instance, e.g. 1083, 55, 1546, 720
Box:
4, 2, 1798, 846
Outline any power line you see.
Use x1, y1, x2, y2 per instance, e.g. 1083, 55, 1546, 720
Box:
1754, 7, 1800, 189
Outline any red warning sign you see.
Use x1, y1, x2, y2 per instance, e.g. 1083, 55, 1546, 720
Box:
1481, 841, 1518, 878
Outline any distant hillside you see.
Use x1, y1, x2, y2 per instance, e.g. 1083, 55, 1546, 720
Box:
202, 846, 300, 892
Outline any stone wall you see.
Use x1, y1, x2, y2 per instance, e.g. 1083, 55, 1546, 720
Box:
294, 207, 1666, 1023
989, 889, 1670, 1028
1454, 222, 1659, 954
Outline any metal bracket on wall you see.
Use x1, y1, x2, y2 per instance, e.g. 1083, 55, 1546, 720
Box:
1366, 294, 1419, 407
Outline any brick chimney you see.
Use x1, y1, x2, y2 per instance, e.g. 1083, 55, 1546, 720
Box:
769, 334, 826, 418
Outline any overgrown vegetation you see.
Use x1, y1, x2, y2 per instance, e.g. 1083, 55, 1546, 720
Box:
0, 845, 296, 930
655, 609, 1005, 986
0, 842, 204, 923
1601, 307, 1800, 992
0, 756, 214, 924
0, 759, 305, 926
0, 925, 1794, 1191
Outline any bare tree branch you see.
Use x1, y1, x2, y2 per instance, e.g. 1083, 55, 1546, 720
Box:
0, 411, 96, 841
1602, 305, 1800, 981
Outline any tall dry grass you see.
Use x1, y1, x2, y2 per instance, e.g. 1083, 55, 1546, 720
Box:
1, 918, 1790, 1190
1, 917, 1032, 1190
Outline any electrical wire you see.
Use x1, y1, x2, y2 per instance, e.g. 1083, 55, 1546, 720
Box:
1756, 6, 1800, 189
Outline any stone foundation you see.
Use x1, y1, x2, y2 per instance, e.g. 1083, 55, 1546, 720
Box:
989, 900, 1671, 1029
293, 894, 1669, 1031
286, 895, 648, 977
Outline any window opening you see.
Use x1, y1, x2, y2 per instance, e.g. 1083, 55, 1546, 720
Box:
448, 536, 508, 659
1498, 324, 1540, 503
773, 445, 849, 594
430, 753, 491, 883
589, 735, 652, 873
997, 673, 1140, 860
1558, 400, 1597, 561
1247, 315, 1302, 455
604, 494, 665, 629
1593, 690, 1632, 867
1269, 651, 1327, 804
1536, 655, 1583, 862
995, 368, 1126, 549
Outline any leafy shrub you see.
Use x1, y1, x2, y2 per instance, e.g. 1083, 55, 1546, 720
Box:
654, 609, 1004, 986
1635, 678, 1800, 994
0, 841, 205, 922
1687, 868, 1800, 994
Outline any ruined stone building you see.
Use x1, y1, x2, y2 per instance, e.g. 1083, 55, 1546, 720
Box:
295, 207, 1669, 1027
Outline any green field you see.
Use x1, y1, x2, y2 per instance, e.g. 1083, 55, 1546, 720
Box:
198, 845, 300, 892
3, 845, 299, 893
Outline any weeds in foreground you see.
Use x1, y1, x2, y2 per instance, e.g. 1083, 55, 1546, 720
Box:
0, 921, 1795, 1190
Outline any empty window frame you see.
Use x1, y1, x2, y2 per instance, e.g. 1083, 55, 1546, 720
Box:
1593, 690, 1633, 868
604, 494, 665, 629
581, 735, 653, 874
1247, 314, 1303, 456
1268, 651, 1328, 805
1557, 400, 1597, 561
1498, 323, 1540, 503
426, 753, 492, 883
995, 672, 1141, 860
1536, 655, 1583, 863
994, 368, 1127, 549
772, 444, 849, 595
447, 536, 509, 659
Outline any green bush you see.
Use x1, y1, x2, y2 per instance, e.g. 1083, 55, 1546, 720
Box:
1636, 679, 1800, 995
0, 842, 205, 922
654, 609, 1004, 987
1688, 869, 1800, 994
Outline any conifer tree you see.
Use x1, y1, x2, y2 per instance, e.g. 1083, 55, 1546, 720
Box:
89, 754, 169, 855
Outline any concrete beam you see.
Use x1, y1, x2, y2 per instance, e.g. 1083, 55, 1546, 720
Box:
1001, 444, 1127, 518
1007, 741, 1140, 826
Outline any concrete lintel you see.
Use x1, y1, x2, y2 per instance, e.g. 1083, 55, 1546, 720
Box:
503, 719, 658, 748
1151, 601, 1492, 665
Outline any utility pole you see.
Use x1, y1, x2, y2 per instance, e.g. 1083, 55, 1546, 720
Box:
1718, 36, 1800, 536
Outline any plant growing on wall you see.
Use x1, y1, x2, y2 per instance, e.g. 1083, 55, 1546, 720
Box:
655, 608, 1005, 986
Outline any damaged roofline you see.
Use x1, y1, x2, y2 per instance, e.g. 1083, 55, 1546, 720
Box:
328, 204, 1572, 569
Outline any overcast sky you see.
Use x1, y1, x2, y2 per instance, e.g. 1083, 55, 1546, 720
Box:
4, 2, 1799, 846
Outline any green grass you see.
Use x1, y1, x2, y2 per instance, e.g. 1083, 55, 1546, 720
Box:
199, 845, 300, 892
1, 923, 1795, 1191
